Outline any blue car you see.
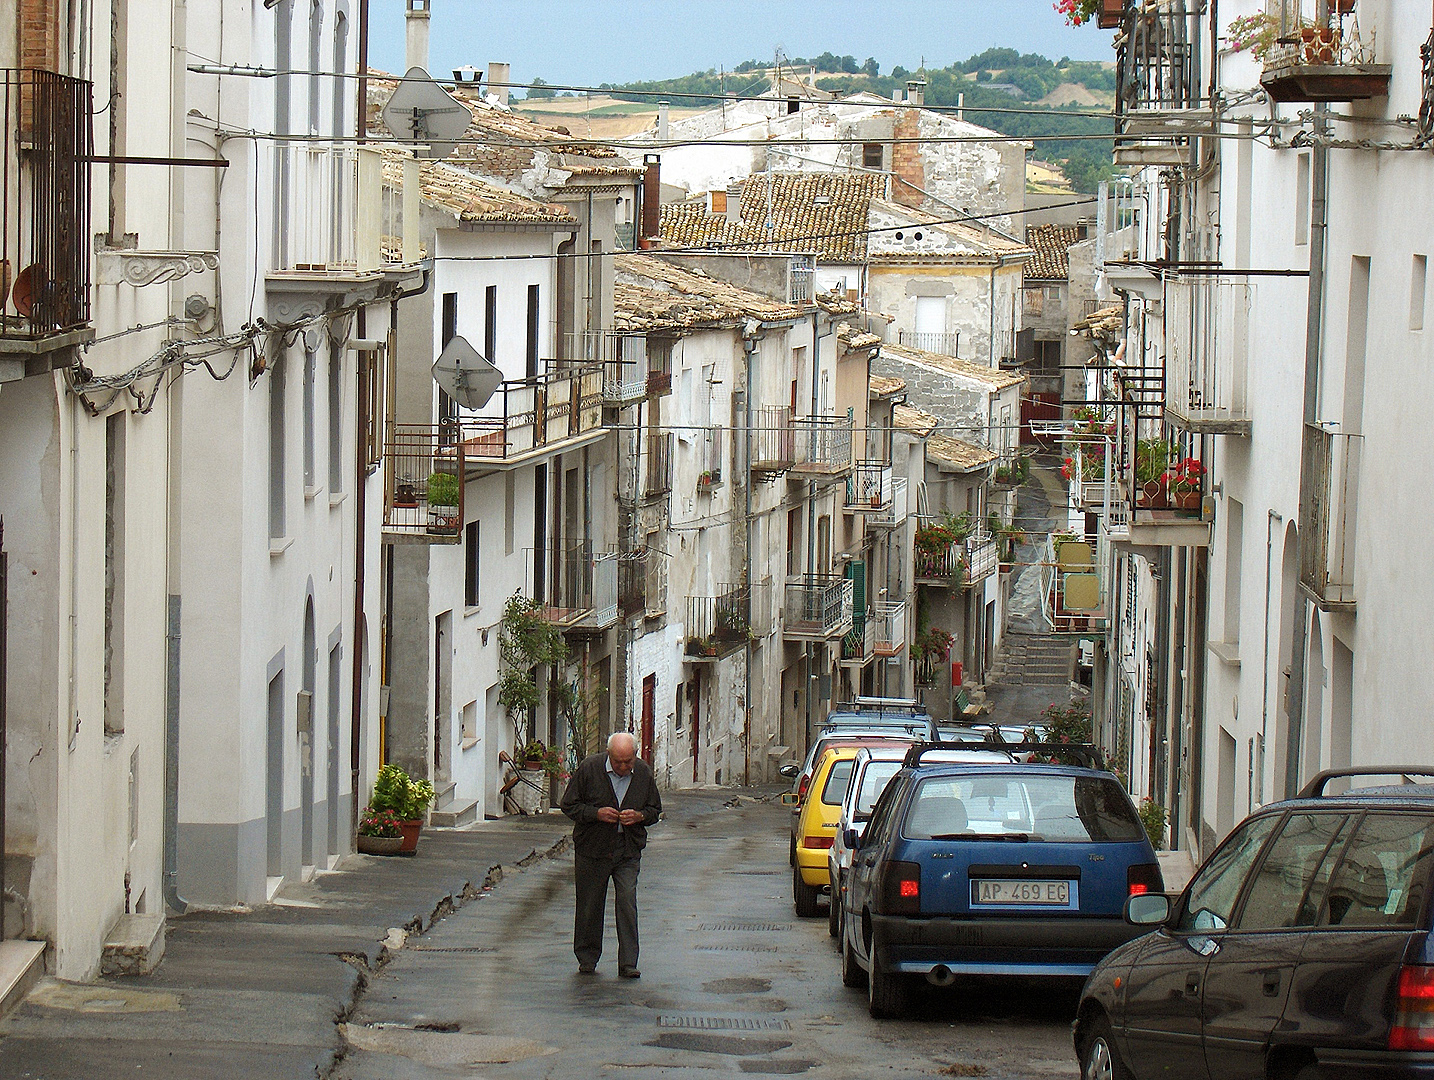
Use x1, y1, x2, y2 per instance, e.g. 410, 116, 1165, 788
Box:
841, 747, 1163, 1018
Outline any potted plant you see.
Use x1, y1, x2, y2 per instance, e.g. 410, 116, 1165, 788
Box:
425, 471, 461, 535
370, 763, 435, 854
516, 739, 563, 776
1163, 456, 1205, 511
393, 479, 419, 509
697, 470, 715, 490
356, 807, 404, 855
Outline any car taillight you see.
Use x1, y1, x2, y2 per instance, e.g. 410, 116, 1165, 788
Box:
803, 835, 834, 849
878, 860, 922, 915
797, 776, 810, 802
1390, 965, 1434, 1049
1128, 863, 1163, 896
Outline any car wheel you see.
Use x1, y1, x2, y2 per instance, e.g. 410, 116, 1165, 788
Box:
867, 950, 910, 1019
841, 926, 867, 989
1079, 1015, 1129, 1080
793, 864, 821, 918
828, 875, 841, 938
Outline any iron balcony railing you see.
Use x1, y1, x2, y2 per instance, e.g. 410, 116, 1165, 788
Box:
789, 256, 814, 303
790, 413, 853, 474
841, 615, 875, 664
872, 599, 907, 656
382, 425, 466, 540
964, 532, 999, 588
1299, 424, 1361, 611
1040, 533, 1110, 634
869, 476, 908, 530
0, 69, 92, 339
618, 548, 648, 618
442, 364, 604, 464
566, 332, 648, 405
845, 459, 893, 511
645, 430, 673, 497
526, 542, 619, 630
1116, 7, 1200, 114
700, 422, 724, 486
751, 405, 795, 473
783, 574, 854, 640
897, 330, 959, 356
685, 584, 751, 658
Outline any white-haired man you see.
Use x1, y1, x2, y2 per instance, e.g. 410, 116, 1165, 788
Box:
559, 730, 662, 977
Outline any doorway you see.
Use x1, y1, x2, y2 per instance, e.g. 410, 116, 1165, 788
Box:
266, 666, 285, 879
434, 611, 452, 784
301, 600, 316, 869
640, 674, 656, 763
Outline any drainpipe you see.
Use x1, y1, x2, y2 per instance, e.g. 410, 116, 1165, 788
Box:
1283, 106, 1328, 800
742, 325, 759, 783
350, 0, 371, 832
988, 265, 997, 366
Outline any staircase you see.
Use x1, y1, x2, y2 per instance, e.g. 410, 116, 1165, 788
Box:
428, 780, 479, 828
0, 940, 45, 1019
987, 631, 1074, 688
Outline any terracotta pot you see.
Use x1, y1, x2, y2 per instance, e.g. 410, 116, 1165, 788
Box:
398, 819, 422, 853
357, 834, 403, 855
1173, 490, 1203, 511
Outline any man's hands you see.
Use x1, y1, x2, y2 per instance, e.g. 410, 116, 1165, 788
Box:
596, 806, 620, 824
618, 808, 643, 826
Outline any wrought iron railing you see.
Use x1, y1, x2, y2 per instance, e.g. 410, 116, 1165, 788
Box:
752, 404, 795, 472
383, 425, 465, 538
0, 69, 92, 338
790, 255, 815, 303
897, 330, 959, 356
1164, 279, 1252, 434
527, 542, 619, 629
1299, 424, 1360, 611
790, 413, 853, 473
845, 459, 892, 510
686, 584, 751, 656
783, 574, 854, 638
618, 548, 648, 618
842, 615, 875, 663
440, 364, 603, 462
1116, 7, 1200, 114
568, 332, 648, 404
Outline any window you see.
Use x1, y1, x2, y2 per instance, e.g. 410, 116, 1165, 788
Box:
461, 699, 477, 745
526, 284, 540, 378
464, 519, 480, 607
904, 774, 1143, 842
1235, 813, 1351, 930
863, 142, 883, 169
1413, 255, 1427, 332
1295, 153, 1311, 246
854, 762, 903, 819
1177, 813, 1280, 932
1318, 814, 1434, 928
484, 284, 497, 363
104, 412, 126, 735
303, 346, 316, 490
821, 758, 856, 806
269, 356, 287, 538
328, 343, 342, 494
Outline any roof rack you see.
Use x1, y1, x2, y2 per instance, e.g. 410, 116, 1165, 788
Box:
903, 740, 1107, 771
1298, 768, 1434, 799
837, 696, 929, 715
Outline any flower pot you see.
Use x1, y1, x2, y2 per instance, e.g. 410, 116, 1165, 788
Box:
427, 505, 460, 535
398, 819, 422, 853
1137, 480, 1165, 507
357, 834, 404, 855
1173, 490, 1202, 511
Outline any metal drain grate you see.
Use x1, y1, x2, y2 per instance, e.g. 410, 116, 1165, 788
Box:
406, 946, 498, 953
698, 923, 789, 932
694, 944, 779, 953
657, 1015, 791, 1031
727, 870, 780, 876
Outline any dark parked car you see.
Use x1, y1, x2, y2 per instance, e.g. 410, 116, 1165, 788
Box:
1075, 767, 1434, 1080
841, 748, 1161, 1018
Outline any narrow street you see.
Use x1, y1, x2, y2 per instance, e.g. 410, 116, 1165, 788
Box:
337, 793, 1080, 1080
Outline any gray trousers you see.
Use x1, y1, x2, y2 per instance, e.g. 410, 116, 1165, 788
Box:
573, 852, 640, 969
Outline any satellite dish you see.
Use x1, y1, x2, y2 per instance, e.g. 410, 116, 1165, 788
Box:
433, 335, 502, 410
382, 66, 471, 160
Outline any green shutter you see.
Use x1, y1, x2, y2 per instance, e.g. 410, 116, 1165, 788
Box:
846, 560, 866, 630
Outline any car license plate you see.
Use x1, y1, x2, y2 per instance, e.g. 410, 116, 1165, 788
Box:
971, 879, 1071, 905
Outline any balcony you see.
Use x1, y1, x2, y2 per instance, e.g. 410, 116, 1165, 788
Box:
897, 330, 959, 356
527, 542, 619, 631
699, 424, 724, 490
1259, 0, 1391, 103
645, 430, 673, 497
1164, 280, 1253, 436
751, 405, 795, 474
442, 365, 606, 472
1108, 437, 1211, 548
685, 584, 752, 660
844, 459, 893, 513
646, 369, 672, 396
840, 615, 874, 667
963, 532, 999, 588
618, 548, 649, 619
789, 255, 815, 304
872, 599, 907, 657
1112, 6, 1214, 166
914, 519, 997, 589
789, 414, 853, 475
382, 425, 466, 543
1299, 424, 1360, 611
783, 574, 854, 641
869, 477, 908, 530
570, 331, 649, 406
0, 69, 93, 378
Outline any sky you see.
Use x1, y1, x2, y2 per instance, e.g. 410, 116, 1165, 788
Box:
367, 0, 1118, 88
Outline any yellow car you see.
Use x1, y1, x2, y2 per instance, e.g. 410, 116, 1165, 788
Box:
793, 746, 859, 917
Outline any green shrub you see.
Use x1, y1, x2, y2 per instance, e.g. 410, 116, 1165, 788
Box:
426, 471, 460, 507
1138, 798, 1167, 851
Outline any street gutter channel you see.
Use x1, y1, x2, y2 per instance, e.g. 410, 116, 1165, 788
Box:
321, 833, 571, 1078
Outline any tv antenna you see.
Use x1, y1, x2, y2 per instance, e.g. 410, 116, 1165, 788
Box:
382, 67, 471, 159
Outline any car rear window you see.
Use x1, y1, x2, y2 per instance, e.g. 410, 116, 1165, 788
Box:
853, 761, 903, 818
821, 759, 856, 806
1318, 813, 1434, 929
904, 773, 1144, 842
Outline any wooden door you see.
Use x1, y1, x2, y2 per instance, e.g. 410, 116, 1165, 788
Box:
640, 674, 656, 763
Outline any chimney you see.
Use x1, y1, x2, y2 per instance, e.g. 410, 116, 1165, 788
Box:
725, 183, 742, 225
405, 0, 431, 73
708, 190, 727, 216
892, 108, 925, 209
905, 79, 926, 107
657, 100, 670, 141
486, 62, 510, 107
640, 154, 661, 247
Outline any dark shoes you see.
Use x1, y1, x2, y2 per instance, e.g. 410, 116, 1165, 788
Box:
619, 967, 641, 979
577, 964, 597, 974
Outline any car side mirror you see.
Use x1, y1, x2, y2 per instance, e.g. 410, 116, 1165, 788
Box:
779, 763, 799, 778
1125, 893, 1171, 926
779, 792, 800, 806
844, 828, 859, 849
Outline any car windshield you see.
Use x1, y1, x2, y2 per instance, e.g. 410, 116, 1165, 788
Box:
904, 773, 1144, 843
853, 761, 904, 818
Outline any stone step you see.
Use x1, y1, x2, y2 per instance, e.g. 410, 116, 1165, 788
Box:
434, 780, 457, 805
429, 797, 479, 829
102, 913, 166, 977
0, 940, 44, 1019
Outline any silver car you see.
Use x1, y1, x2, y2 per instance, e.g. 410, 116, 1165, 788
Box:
826, 744, 1012, 938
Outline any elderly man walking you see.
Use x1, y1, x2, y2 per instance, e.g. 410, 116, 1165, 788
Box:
559, 731, 662, 977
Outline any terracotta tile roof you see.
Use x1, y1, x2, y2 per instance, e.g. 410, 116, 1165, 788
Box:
893, 404, 996, 471
879, 340, 1027, 391
381, 153, 576, 224
658, 172, 885, 263
867, 199, 1031, 265
893, 404, 939, 436
868, 375, 906, 399
612, 253, 805, 332
1024, 224, 1084, 281
838, 323, 882, 351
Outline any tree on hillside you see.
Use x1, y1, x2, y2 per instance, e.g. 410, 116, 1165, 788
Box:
526, 77, 556, 99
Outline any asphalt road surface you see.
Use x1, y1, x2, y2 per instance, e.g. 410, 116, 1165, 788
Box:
336, 792, 1083, 1080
